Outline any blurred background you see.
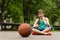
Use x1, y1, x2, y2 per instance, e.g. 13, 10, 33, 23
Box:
0, 0, 60, 31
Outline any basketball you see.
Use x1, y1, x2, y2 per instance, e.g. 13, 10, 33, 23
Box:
18, 23, 32, 37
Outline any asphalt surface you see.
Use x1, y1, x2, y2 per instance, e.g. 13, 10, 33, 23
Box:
0, 31, 60, 40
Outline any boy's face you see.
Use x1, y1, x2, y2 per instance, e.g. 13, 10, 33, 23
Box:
38, 11, 44, 17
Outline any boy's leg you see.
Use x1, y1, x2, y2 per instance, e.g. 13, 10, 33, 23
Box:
42, 27, 51, 32
32, 28, 46, 34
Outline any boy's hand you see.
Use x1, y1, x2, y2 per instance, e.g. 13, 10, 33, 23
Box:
33, 24, 38, 29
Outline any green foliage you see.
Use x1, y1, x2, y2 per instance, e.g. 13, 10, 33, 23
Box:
4, 0, 23, 23
0, 0, 60, 25
27, 0, 60, 25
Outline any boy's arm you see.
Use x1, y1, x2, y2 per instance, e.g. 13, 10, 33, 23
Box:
44, 17, 50, 26
46, 18, 50, 26
33, 19, 39, 28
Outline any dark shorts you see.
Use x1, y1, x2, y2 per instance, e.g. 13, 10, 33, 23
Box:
37, 27, 45, 31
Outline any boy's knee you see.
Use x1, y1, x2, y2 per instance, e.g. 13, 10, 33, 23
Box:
49, 25, 53, 30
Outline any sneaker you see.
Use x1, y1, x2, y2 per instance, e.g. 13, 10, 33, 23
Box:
32, 32, 38, 35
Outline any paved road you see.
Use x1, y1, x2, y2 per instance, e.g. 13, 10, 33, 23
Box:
0, 31, 60, 40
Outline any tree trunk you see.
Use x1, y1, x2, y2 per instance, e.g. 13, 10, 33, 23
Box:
0, 0, 5, 30
23, 0, 30, 23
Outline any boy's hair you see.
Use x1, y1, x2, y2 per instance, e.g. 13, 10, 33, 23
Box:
38, 9, 45, 13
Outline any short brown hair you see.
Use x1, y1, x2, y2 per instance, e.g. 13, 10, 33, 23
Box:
38, 9, 45, 13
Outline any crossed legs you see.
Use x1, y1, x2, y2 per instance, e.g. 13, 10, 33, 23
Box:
32, 27, 51, 35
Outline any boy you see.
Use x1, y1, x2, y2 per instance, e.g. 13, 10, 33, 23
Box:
32, 9, 52, 35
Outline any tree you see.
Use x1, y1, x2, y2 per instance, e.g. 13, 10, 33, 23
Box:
0, 0, 60, 25
4, 0, 23, 23
0, 0, 5, 24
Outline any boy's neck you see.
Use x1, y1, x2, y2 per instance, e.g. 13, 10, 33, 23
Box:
39, 16, 44, 20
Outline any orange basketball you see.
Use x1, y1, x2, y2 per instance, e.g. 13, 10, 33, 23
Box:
18, 23, 32, 37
